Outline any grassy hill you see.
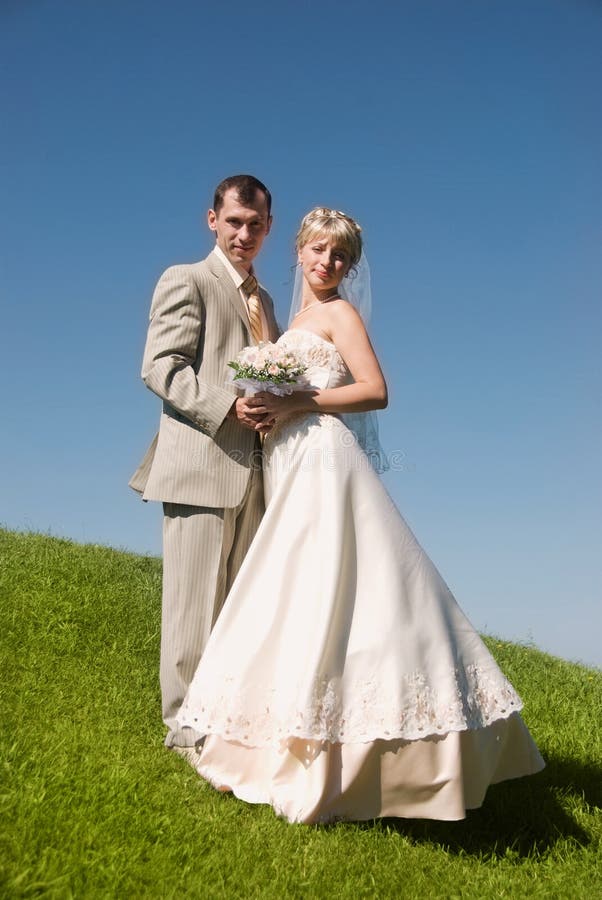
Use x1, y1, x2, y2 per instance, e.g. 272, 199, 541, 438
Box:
1, 528, 600, 898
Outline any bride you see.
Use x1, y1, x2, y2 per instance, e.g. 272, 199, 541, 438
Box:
175, 207, 544, 824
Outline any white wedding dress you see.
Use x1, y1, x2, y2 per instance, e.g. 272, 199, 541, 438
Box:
176, 330, 544, 824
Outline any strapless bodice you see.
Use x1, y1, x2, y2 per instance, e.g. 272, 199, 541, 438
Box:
275, 329, 351, 391
269, 328, 388, 474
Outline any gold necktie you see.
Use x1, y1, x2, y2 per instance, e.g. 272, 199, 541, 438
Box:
242, 274, 264, 344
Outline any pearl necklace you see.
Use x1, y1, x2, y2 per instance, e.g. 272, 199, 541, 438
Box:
295, 294, 340, 317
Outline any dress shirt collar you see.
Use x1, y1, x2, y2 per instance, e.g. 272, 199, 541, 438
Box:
212, 244, 254, 290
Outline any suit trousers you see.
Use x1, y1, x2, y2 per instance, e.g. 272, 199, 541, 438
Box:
161, 464, 264, 747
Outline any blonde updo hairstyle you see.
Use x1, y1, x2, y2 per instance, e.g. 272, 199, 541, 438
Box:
295, 207, 363, 273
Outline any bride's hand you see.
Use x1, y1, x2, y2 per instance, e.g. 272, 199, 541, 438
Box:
246, 390, 316, 429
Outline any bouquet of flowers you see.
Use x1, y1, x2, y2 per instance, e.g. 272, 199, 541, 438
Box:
226, 342, 309, 396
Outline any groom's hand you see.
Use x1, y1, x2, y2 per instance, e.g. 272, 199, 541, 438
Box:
229, 398, 272, 432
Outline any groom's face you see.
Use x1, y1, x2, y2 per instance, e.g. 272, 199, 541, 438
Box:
208, 188, 272, 270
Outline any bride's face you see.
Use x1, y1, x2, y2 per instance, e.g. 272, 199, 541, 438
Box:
299, 237, 351, 293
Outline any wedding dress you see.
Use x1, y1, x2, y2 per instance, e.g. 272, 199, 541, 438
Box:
176, 329, 544, 824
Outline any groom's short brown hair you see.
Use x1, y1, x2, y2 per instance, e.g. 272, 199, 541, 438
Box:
213, 174, 272, 217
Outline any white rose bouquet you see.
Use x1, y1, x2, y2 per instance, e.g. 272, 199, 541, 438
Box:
226, 342, 309, 396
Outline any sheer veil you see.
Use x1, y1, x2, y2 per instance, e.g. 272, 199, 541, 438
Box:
288, 250, 372, 325
288, 252, 389, 473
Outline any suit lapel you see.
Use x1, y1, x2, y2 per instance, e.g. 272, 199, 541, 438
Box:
260, 287, 281, 341
206, 252, 252, 335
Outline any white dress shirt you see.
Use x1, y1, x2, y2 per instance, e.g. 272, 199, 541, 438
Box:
212, 244, 267, 341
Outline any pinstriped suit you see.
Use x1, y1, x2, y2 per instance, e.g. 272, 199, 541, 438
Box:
130, 249, 279, 746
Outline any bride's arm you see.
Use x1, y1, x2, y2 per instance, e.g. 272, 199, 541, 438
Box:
250, 304, 388, 425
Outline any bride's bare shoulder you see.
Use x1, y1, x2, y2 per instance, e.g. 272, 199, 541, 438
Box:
327, 299, 366, 333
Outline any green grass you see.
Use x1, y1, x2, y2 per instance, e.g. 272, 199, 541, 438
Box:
1, 527, 600, 899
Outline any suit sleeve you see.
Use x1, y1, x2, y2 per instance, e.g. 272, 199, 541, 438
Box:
141, 265, 235, 438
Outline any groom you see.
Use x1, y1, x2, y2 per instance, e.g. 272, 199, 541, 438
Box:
130, 174, 279, 749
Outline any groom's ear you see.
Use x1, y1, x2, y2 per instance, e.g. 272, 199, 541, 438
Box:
207, 208, 217, 232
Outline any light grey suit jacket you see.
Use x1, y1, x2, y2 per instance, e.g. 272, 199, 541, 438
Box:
129, 251, 280, 508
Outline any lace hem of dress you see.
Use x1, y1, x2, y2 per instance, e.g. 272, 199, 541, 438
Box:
178, 664, 523, 747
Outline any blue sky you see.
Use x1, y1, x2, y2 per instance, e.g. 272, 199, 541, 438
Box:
1, 0, 600, 668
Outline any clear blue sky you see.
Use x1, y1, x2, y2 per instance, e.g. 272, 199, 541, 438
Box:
1, 0, 600, 668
